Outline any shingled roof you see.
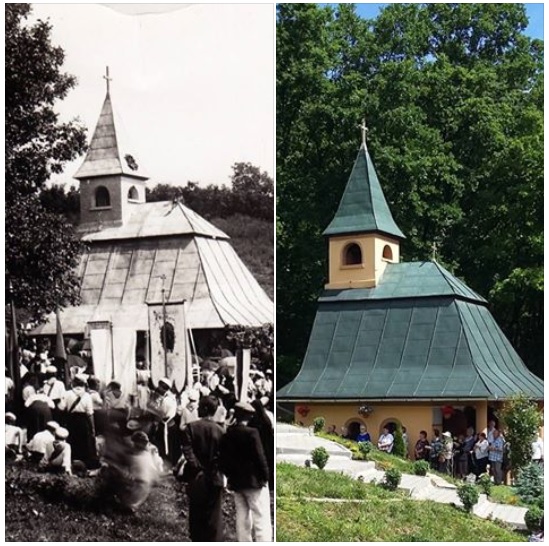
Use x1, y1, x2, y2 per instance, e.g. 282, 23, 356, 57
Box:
278, 262, 543, 401
323, 143, 405, 239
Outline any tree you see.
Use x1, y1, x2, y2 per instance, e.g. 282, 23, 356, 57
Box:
497, 394, 543, 473
6, 4, 87, 318
277, 3, 543, 385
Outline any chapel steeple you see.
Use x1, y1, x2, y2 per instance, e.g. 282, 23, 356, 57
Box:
324, 120, 404, 289
74, 67, 148, 231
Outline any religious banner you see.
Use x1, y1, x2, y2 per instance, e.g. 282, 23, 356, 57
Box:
235, 348, 251, 402
147, 301, 188, 392
112, 328, 137, 397
88, 322, 113, 386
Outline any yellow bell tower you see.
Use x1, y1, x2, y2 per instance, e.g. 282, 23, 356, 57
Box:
324, 121, 404, 289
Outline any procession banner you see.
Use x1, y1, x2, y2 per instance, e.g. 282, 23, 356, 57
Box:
88, 322, 113, 386
147, 301, 188, 392
112, 327, 137, 396
235, 348, 251, 402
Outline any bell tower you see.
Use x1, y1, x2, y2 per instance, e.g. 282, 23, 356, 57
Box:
74, 67, 148, 232
324, 120, 404, 289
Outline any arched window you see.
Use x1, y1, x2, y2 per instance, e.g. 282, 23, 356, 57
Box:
382, 245, 393, 260
343, 243, 362, 265
128, 186, 139, 201
95, 186, 111, 208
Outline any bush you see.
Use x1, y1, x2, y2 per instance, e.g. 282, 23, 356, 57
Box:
392, 423, 406, 458
457, 484, 479, 513
515, 463, 543, 505
524, 506, 544, 533
477, 473, 492, 496
312, 417, 325, 434
412, 460, 430, 476
311, 447, 330, 470
358, 441, 373, 458
383, 468, 402, 491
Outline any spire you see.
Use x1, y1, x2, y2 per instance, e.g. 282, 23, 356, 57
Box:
74, 67, 147, 180
323, 124, 405, 239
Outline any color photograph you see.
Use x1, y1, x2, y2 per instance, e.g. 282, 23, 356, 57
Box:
6, 3, 274, 542
276, 3, 543, 542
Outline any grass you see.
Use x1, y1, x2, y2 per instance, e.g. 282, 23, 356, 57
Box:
276, 463, 527, 542
488, 485, 528, 507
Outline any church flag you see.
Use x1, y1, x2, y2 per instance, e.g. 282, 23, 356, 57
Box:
112, 327, 137, 396
235, 348, 251, 402
147, 301, 188, 392
89, 322, 114, 386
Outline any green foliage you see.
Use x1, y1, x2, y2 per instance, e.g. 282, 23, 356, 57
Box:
358, 441, 373, 458
312, 417, 326, 434
458, 484, 480, 513
524, 506, 544, 533
311, 446, 329, 469
224, 323, 273, 370
392, 423, 406, 458
515, 463, 544, 505
6, 4, 87, 319
413, 460, 430, 476
477, 473, 492, 496
277, 3, 544, 383
497, 394, 543, 472
382, 468, 402, 491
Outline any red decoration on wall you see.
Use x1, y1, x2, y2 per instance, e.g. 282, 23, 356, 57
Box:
297, 405, 310, 417
442, 405, 454, 419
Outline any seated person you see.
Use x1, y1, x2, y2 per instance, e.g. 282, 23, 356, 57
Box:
46, 427, 72, 474
26, 420, 59, 463
5, 412, 23, 458
377, 426, 394, 453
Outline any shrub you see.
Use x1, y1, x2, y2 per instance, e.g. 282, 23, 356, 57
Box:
358, 441, 373, 458
524, 506, 544, 533
383, 468, 402, 491
477, 473, 492, 495
311, 447, 330, 469
458, 484, 479, 513
312, 417, 325, 434
412, 460, 430, 476
392, 423, 406, 458
497, 394, 542, 473
515, 463, 544, 505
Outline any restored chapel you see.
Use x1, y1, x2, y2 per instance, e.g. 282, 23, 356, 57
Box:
277, 133, 543, 448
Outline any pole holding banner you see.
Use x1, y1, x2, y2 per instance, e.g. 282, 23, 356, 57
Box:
235, 348, 251, 402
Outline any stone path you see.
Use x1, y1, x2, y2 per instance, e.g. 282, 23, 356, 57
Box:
277, 423, 528, 530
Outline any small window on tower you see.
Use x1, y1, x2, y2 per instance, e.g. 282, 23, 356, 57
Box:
128, 186, 139, 201
95, 186, 111, 208
343, 243, 362, 266
382, 245, 393, 260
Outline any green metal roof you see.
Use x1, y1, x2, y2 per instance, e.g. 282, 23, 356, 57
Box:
323, 144, 405, 239
321, 262, 486, 304
278, 265, 543, 401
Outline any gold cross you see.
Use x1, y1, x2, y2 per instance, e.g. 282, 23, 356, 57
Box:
359, 118, 368, 147
103, 66, 112, 94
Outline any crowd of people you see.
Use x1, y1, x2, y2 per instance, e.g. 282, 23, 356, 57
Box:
326, 419, 543, 485
5, 343, 274, 542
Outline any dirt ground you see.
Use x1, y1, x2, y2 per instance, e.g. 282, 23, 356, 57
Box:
5, 463, 238, 541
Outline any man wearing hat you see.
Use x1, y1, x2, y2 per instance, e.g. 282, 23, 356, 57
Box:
26, 420, 59, 463
146, 377, 177, 462
47, 427, 72, 474
181, 395, 225, 542
178, 390, 200, 432
59, 375, 97, 468
43, 365, 66, 421
219, 402, 272, 542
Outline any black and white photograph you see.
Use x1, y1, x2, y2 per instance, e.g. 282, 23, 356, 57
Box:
6, 3, 274, 541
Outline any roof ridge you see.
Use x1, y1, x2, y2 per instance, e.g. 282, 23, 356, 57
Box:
434, 261, 486, 303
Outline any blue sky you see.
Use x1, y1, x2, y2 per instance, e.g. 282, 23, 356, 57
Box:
351, 3, 544, 40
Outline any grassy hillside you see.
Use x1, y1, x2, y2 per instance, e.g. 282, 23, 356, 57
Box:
276, 463, 526, 542
210, 214, 274, 301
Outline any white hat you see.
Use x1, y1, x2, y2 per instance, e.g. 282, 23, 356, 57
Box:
235, 401, 256, 415
159, 377, 172, 389
55, 427, 69, 440
45, 365, 57, 374
188, 390, 200, 402
442, 431, 452, 438
46, 421, 60, 430
6, 412, 16, 422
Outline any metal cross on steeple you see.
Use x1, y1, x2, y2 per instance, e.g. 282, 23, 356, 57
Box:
431, 241, 438, 262
359, 118, 369, 148
103, 66, 112, 94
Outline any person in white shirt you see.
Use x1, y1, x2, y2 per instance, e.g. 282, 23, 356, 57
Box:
473, 432, 489, 476
178, 390, 200, 432
5, 412, 23, 455
26, 421, 59, 463
43, 365, 66, 420
532, 433, 544, 466
146, 377, 177, 462
378, 427, 394, 453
